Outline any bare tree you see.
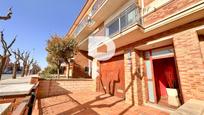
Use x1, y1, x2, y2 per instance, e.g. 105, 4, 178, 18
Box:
25, 58, 34, 76
20, 51, 30, 77
0, 31, 16, 80
31, 61, 41, 74
12, 49, 22, 79
0, 8, 12, 20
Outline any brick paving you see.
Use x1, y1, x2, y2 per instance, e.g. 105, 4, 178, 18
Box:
33, 92, 169, 115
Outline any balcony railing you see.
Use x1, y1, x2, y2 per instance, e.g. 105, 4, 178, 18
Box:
106, 4, 141, 37
91, 0, 106, 16
73, 15, 89, 38
73, 0, 106, 38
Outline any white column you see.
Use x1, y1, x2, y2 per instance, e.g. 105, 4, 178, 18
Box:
92, 58, 100, 79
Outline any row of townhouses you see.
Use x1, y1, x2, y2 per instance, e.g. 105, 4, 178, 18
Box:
65, 0, 204, 108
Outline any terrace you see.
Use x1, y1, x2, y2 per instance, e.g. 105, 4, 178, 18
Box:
1, 75, 204, 115
0, 76, 169, 115
33, 77, 169, 115
34, 92, 168, 115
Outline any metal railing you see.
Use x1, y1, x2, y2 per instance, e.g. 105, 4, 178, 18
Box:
107, 4, 142, 37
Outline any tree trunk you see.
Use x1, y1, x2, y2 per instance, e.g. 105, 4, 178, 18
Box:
0, 56, 7, 80
0, 72, 2, 80
25, 66, 30, 76
57, 68, 60, 78
21, 65, 26, 77
66, 63, 70, 78
12, 63, 17, 79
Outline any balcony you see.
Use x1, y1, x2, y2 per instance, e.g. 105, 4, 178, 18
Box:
106, 4, 141, 37
73, 15, 88, 38
83, 4, 142, 52
73, 0, 128, 42
90, 0, 127, 29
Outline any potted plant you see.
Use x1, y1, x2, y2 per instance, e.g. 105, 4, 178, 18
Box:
165, 66, 181, 107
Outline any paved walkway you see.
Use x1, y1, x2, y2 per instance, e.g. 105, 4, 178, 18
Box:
34, 92, 169, 115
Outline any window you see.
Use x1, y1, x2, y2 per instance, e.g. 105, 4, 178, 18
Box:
84, 66, 89, 73
127, 9, 136, 24
120, 4, 136, 30
107, 18, 119, 36
120, 14, 126, 30
152, 46, 174, 58
106, 4, 139, 36
120, 8, 137, 30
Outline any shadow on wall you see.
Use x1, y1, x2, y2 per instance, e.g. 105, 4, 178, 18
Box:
120, 50, 144, 114
37, 79, 73, 98
72, 62, 91, 78
97, 70, 122, 97
37, 79, 73, 114
37, 79, 95, 99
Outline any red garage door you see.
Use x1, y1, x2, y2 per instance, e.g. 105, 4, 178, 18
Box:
97, 55, 125, 98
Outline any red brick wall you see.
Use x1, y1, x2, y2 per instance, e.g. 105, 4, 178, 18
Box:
30, 76, 39, 84
120, 18, 204, 105
173, 29, 204, 102
0, 96, 27, 114
124, 49, 146, 105
144, 0, 201, 26
37, 79, 96, 98
73, 51, 90, 78
143, 0, 155, 7
199, 35, 204, 62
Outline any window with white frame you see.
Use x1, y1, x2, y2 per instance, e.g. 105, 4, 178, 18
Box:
107, 18, 119, 37
106, 4, 140, 37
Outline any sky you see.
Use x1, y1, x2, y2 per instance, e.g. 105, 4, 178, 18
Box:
0, 0, 85, 69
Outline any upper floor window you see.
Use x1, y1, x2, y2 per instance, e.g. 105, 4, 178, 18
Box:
107, 19, 119, 37
106, 4, 140, 37
121, 5, 137, 31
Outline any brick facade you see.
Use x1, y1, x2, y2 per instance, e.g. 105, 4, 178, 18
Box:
124, 49, 146, 105
199, 35, 204, 62
72, 51, 90, 78
68, 0, 204, 107
173, 29, 204, 102
38, 79, 96, 98
144, 0, 202, 26
144, 0, 155, 6
121, 20, 204, 105
93, 14, 204, 107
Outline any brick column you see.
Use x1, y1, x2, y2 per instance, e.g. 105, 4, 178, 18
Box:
173, 30, 204, 102
124, 48, 145, 105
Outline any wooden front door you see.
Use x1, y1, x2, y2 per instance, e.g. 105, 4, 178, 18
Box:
98, 55, 125, 98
